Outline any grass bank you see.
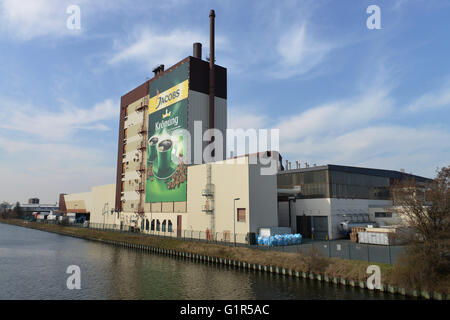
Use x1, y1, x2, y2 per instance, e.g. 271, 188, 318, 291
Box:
1, 218, 447, 298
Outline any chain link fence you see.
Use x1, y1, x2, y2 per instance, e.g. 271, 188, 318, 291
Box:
253, 239, 406, 264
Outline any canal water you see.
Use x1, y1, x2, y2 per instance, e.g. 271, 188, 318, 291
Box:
0, 223, 407, 300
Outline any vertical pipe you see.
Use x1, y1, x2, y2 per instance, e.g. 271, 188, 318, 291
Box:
209, 10, 215, 158
193, 42, 202, 59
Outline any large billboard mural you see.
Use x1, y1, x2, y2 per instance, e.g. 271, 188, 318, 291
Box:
146, 62, 189, 203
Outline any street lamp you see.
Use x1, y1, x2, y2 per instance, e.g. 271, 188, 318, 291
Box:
102, 202, 109, 229
233, 197, 240, 247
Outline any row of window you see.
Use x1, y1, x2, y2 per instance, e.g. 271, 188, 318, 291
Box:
278, 169, 393, 200
141, 219, 173, 232
137, 210, 246, 233
374, 212, 393, 218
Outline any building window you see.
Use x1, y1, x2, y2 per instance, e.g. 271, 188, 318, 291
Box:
375, 212, 392, 218
168, 220, 173, 233
162, 220, 167, 232
146, 219, 149, 231
237, 208, 246, 222
151, 220, 155, 231
156, 220, 160, 231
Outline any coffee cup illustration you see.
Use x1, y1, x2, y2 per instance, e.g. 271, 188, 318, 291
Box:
154, 138, 177, 178
148, 136, 159, 163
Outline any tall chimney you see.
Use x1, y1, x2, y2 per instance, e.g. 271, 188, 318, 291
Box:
152, 64, 164, 76
209, 10, 215, 158
193, 42, 202, 59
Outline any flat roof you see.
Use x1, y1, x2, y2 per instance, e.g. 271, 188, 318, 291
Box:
278, 164, 431, 182
20, 204, 58, 208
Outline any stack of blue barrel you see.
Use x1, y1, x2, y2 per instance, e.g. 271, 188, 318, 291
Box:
257, 234, 302, 246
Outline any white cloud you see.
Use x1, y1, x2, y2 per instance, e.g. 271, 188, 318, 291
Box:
227, 107, 269, 130
279, 125, 449, 178
0, 96, 119, 203
109, 28, 226, 71
0, 0, 131, 40
272, 23, 334, 78
406, 85, 450, 113
0, 0, 80, 40
0, 152, 115, 204
226, 107, 272, 157
0, 121, 118, 204
276, 89, 393, 141
0, 98, 118, 141
225, 87, 447, 178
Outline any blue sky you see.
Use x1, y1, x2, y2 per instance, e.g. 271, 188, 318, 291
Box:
0, 0, 449, 203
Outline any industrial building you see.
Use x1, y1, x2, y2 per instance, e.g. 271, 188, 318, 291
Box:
60, 184, 115, 224
277, 164, 430, 239
60, 11, 431, 242
19, 200, 58, 216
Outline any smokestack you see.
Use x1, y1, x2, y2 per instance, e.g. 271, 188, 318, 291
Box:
209, 10, 215, 158
295, 161, 299, 169
193, 42, 202, 59
152, 64, 165, 76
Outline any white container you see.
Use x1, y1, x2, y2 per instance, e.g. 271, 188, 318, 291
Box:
259, 228, 271, 238
358, 231, 390, 245
259, 227, 291, 237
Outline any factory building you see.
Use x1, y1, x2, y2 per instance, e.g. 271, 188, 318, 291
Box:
123, 154, 280, 241
62, 11, 431, 243
116, 54, 227, 217
277, 164, 430, 240
62, 184, 116, 224
19, 202, 59, 216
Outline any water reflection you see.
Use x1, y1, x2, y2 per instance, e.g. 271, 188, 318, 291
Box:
0, 223, 409, 300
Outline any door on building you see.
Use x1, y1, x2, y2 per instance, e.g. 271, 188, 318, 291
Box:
311, 216, 328, 240
177, 215, 182, 238
296, 216, 312, 238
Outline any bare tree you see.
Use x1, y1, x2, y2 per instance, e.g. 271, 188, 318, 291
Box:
392, 167, 449, 241
391, 166, 450, 291
0, 202, 9, 219
14, 202, 24, 219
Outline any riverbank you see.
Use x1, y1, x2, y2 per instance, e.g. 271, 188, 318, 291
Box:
1, 218, 446, 299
